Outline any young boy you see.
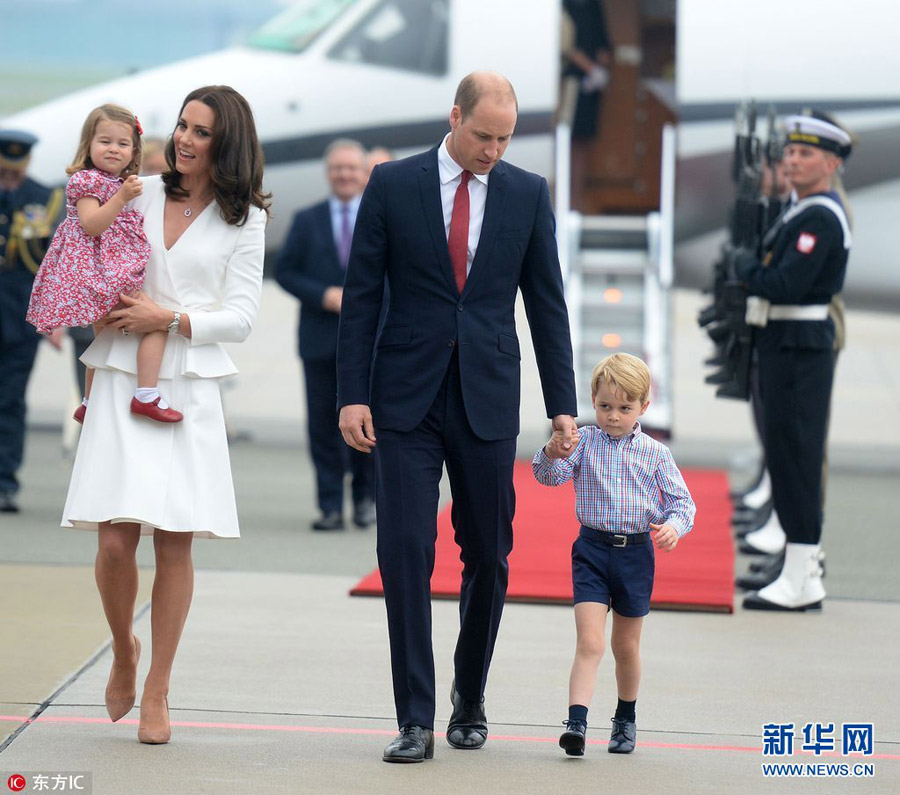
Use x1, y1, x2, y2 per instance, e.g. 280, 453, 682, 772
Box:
532, 353, 695, 756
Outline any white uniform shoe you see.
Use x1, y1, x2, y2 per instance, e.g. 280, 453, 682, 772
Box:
741, 511, 786, 555
743, 543, 825, 611
739, 469, 771, 511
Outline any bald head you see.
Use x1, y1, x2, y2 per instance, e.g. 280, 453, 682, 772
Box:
454, 71, 518, 121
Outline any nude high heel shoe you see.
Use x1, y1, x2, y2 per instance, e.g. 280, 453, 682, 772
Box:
138, 695, 171, 745
105, 636, 141, 722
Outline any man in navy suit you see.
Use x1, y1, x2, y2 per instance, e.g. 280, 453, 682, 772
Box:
338, 72, 579, 762
276, 139, 375, 531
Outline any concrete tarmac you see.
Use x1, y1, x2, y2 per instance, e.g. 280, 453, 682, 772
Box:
1, 288, 899, 793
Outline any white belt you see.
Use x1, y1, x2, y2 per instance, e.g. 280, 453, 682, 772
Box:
746, 297, 829, 327
768, 304, 829, 321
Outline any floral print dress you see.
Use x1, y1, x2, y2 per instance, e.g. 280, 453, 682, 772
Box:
27, 168, 150, 333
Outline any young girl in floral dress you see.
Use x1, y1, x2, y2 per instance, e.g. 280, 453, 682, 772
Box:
27, 103, 181, 423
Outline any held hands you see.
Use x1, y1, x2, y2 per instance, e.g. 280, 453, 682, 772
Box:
650, 522, 679, 552
118, 175, 143, 203
544, 431, 575, 459
547, 415, 579, 458
339, 404, 376, 453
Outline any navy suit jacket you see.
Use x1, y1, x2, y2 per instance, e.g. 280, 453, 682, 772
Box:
337, 147, 577, 441
274, 200, 345, 361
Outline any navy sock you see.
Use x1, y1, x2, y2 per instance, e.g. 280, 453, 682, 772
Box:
615, 698, 636, 722
568, 704, 589, 726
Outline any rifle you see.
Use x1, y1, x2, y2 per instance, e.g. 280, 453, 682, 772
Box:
697, 102, 783, 400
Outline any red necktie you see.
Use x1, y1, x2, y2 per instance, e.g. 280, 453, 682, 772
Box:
448, 170, 472, 293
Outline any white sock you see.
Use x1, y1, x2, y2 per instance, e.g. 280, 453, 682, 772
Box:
134, 387, 169, 409
81, 398, 89, 406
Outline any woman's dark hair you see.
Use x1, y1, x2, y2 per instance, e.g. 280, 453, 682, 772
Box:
162, 85, 271, 225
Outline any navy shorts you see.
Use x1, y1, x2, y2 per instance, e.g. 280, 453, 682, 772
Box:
571, 526, 655, 617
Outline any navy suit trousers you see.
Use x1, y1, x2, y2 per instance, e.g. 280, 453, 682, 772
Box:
374, 351, 516, 729
303, 357, 374, 514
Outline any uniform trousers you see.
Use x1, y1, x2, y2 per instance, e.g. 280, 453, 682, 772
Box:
0, 331, 40, 494
303, 356, 374, 515
374, 351, 516, 730
758, 345, 834, 544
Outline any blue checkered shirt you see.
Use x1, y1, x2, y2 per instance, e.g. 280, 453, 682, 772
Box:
532, 423, 696, 537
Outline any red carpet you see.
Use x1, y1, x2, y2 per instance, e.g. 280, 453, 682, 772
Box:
351, 461, 735, 613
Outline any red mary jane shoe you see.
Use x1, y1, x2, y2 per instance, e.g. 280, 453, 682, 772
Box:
73, 404, 87, 424
130, 397, 183, 423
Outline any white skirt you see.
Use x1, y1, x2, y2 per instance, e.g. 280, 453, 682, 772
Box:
62, 360, 240, 540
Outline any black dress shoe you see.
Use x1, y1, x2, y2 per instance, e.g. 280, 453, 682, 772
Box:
738, 539, 776, 556
352, 499, 376, 528
732, 502, 772, 527
311, 511, 344, 531
0, 491, 19, 513
608, 717, 636, 753
447, 681, 488, 749
736, 567, 779, 591
559, 719, 587, 756
383, 725, 434, 763
743, 591, 823, 612
749, 551, 783, 573
737, 552, 784, 590
734, 506, 773, 537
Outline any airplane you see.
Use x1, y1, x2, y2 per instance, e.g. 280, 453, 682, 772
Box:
4, 0, 898, 428
4, 0, 898, 301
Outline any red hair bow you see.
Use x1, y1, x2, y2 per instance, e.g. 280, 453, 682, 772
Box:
134, 116, 144, 136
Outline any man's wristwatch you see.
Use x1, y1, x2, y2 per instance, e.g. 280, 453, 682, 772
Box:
167, 311, 181, 335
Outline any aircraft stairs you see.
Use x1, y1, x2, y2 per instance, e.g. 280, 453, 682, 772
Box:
555, 123, 676, 435
563, 212, 673, 435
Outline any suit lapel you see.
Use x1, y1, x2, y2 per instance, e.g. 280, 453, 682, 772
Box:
418, 150, 459, 295
463, 161, 508, 298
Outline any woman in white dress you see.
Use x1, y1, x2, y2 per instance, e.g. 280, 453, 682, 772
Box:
62, 85, 270, 744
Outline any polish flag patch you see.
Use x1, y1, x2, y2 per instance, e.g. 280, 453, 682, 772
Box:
797, 232, 817, 254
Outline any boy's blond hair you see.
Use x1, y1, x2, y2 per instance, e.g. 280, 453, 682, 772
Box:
591, 353, 651, 403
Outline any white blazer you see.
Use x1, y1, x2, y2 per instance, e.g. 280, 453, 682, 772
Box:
83, 176, 266, 379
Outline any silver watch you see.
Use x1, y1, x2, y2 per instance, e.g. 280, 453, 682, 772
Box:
167, 311, 181, 335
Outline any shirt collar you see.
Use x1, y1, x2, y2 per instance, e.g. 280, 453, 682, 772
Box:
329, 194, 361, 215
598, 421, 642, 443
437, 133, 489, 188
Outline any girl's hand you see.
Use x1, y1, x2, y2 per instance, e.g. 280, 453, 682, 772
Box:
119, 175, 143, 202
104, 292, 168, 334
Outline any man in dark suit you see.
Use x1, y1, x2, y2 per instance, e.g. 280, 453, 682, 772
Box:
338, 72, 579, 762
276, 139, 375, 531
0, 130, 59, 513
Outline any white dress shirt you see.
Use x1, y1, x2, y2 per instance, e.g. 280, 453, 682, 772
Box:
437, 133, 489, 276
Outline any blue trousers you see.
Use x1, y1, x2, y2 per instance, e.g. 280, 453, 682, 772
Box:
374, 352, 516, 729
758, 346, 834, 544
303, 356, 374, 514
0, 332, 40, 494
